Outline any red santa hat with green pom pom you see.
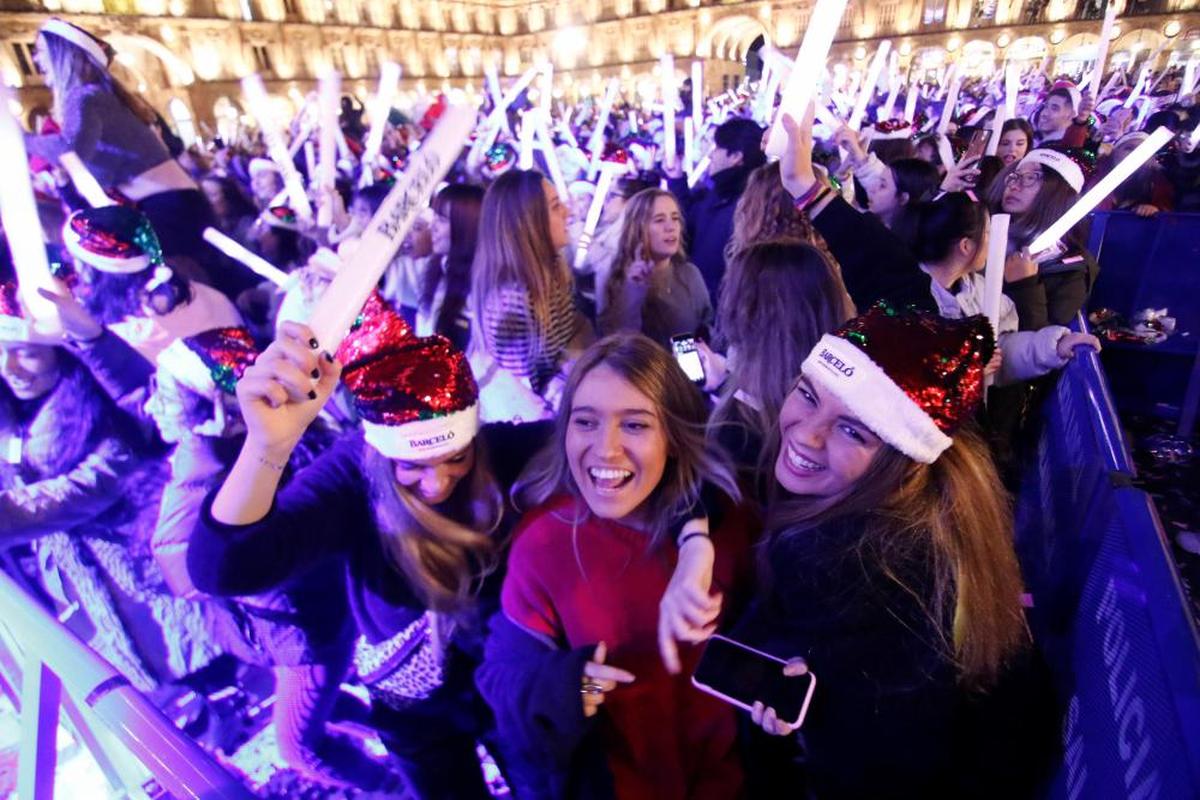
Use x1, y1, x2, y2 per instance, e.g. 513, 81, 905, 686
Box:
62, 206, 166, 275
801, 304, 995, 463
336, 293, 478, 461
155, 326, 259, 398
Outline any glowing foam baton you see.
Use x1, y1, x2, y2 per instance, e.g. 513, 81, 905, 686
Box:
572, 163, 621, 271
904, 81, 920, 123
692, 61, 704, 123
1190, 120, 1200, 151
587, 79, 620, 179
684, 117, 695, 176
1029, 126, 1173, 255
315, 71, 341, 226
59, 152, 114, 208
482, 64, 541, 150
0, 85, 60, 334
361, 62, 402, 177
242, 73, 313, 222
518, 111, 536, 169
880, 52, 902, 121
533, 112, 569, 200
307, 100, 478, 351
1005, 63, 1020, 119
202, 227, 291, 288
849, 41, 891, 132
986, 106, 1007, 156
1183, 57, 1199, 97
983, 213, 1010, 394
765, 0, 850, 158
661, 54, 678, 169
687, 154, 710, 188
937, 72, 963, 135
484, 61, 504, 113
304, 140, 316, 182
1124, 65, 1150, 108
1088, 4, 1118, 99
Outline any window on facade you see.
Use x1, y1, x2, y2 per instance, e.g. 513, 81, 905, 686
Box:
253, 44, 274, 74
923, 0, 947, 24
282, 0, 297, 14
12, 42, 41, 78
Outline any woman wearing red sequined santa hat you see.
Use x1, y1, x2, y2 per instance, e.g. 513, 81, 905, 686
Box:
674, 305, 1051, 798
187, 294, 551, 798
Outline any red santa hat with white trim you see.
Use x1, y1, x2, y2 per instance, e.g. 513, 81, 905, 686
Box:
800, 304, 994, 464
336, 292, 479, 461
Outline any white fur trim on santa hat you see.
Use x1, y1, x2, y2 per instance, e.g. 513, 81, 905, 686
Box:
0, 314, 60, 345
40, 19, 110, 69
154, 338, 217, 397
249, 158, 282, 179
801, 334, 952, 464
61, 222, 153, 274
362, 403, 480, 461
1020, 149, 1084, 192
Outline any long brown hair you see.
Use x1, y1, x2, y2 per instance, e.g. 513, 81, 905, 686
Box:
421, 183, 484, 342
365, 438, 504, 617
724, 162, 820, 262
714, 238, 852, 438
514, 333, 740, 549
765, 418, 1028, 690
39, 30, 157, 127
985, 159, 1082, 252
469, 170, 570, 359
603, 189, 688, 314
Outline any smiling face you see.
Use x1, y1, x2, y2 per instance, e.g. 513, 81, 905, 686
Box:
0, 343, 61, 401
996, 129, 1029, 166
392, 442, 476, 506
645, 194, 682, 261
431, 207, 451, 256
774, 374, 883, 498
566, 363, 669, 525
1038, 95, 1075, 136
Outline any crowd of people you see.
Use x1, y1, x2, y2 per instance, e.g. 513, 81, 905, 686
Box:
3, 15, 1200, 799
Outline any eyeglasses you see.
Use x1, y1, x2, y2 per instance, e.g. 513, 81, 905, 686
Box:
1004, 171, 1044, 189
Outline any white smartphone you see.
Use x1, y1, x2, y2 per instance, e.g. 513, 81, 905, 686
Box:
671, 333, 706, 385
692, 635, 816, 728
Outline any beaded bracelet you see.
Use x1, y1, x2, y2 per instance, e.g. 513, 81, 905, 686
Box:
791, 181, 824, 210
253, 452, 288, 472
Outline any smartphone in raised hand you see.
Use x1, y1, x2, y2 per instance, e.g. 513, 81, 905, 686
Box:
692, 635, 816, 728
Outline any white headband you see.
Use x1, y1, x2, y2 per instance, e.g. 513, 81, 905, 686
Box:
40, 19, 111, 69
1019, 149, 1085, 193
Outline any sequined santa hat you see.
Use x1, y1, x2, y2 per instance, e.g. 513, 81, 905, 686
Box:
0, 283, 60, 345
62, 206, 164, 274
800, 304, 995, 463
863, 119, 914, 141
336, 293, 479, 460
482, 143, 518, 180
154, 326, 260, 438
262, 203, 302, 231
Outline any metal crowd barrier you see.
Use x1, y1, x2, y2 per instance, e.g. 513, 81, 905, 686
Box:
1016, 315, 1200, 800
0, 569, 252, 800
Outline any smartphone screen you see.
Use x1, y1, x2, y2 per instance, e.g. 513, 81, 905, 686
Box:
671, 335, 706, 385
963, 129, 989, 164
692, 636, 816, 727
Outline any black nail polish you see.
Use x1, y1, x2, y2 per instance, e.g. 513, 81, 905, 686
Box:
310, 368, 320, 379
308, 338, 319, 349
308, 389, 317, 400
323, 351, 334, 363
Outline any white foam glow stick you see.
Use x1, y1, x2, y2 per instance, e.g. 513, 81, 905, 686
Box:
849, 41, 891, 132
202, 227, 291, 288
481, 64, 541, 150
687, 154, 710, 188
518, 111, 536, 169
308, 101, 478, 351
573, 164, 619, 271
904, 82, 920, 123
765, 0, 850, 158
304, 140, 316, 182
587, 79, 620, 179
661, 54, 677, 169
316, 71, 341, 227
1029, 126, 1173, 254
484, 61, 503, 111
683, 117, 695, 176
880, 53, 902, 121
242, 73, 313, 222
540, 62, 554, 118
754, 67, 781, 126
691, 61, 703, 123
1184, 58, 1199, 97
0, 85, 60, 334
1005, 63, 1020, 119
937, 134, 956, 173
362, 62, 402, 170
986, 106, 1007, 156
983, 213, 1010, 339
1190, 121, 1200, 150
533, 112, 568, 200
1124, 65, 1150, 108
937, 73, 963, 135
814, 102, 842, 130
1089, 4, 1118, 99
59, 152, 114, 208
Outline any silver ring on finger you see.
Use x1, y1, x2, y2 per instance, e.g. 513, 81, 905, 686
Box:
581, 677, 605, 696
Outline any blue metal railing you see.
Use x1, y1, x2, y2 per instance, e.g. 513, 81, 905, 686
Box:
0, 570, 253, 800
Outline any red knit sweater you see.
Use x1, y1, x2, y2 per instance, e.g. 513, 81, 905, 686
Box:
501, 494, 754, 800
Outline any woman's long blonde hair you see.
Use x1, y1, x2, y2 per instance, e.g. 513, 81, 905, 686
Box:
39, 30, 157, 128
724, 162, 822, 263
365, 439, 505, 617
765, 420, 1028, 690
514, 333, 740, 550
469, 170, 571, 358
604, 189, 688, 313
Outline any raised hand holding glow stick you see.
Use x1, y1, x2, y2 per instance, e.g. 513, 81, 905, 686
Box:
848, 41, 891, 131
316, 71, 341, 226
242, 73, 313, 222
307, 101, 478, 351
203, 228, 291, 288
661, 54, 678, 169
59, 152, 114, 208
1089, 4, 1118, 99
765, 0, 850, 158
1029, 126, 1173, 255
0, 85, 61, 334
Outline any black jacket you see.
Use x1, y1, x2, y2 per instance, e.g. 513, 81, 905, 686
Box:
668, 165, 753, 301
